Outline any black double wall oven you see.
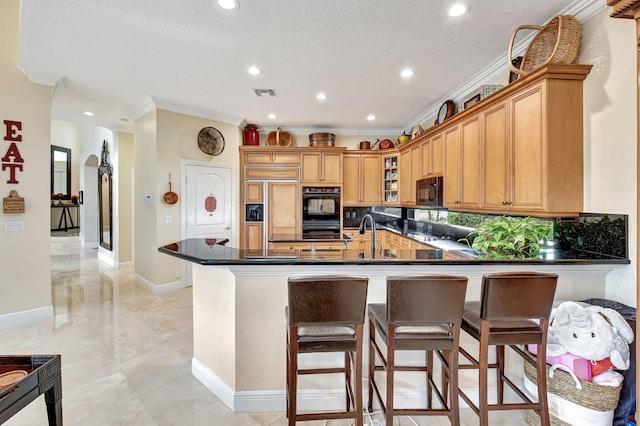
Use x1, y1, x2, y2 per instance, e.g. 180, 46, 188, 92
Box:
301, 187, 341, 238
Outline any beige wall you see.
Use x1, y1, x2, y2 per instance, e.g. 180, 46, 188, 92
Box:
117, 131, 134, 263
581, 11, 637, 306
134, 110, 159, 283
133, 108, 243, 286
0, 0, 52, 317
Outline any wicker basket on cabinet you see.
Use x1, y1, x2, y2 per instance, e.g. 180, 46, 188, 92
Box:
509, 15, 581, 78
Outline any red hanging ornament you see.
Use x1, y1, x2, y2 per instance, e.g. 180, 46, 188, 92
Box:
205, 194, 217, 215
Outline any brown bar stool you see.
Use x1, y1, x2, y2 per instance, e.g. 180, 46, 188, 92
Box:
368, 275, 468, 425
286, 275, 369, 426
457, 271, 558, 426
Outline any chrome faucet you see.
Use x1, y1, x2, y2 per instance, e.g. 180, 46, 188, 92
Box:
358, 214, 376, 257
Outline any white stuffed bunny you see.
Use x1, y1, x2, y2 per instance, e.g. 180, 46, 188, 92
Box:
547, 301, 634, 370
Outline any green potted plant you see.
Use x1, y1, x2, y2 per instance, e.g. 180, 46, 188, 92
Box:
461, 216, 553, 259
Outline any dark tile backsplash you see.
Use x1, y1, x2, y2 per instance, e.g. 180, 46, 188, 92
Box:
554, 214, 628, 259
343, 207, 629, 260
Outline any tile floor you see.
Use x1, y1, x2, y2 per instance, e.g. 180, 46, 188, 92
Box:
0, 236, 527, 425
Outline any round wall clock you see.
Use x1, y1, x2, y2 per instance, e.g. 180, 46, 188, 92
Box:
435, 100, 456, 125
197, 127, 225, 156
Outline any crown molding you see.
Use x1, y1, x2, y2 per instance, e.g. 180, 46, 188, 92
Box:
19, 69, 60, 86
404, 0, 607, 130
130, 95, 245, 126
51, 76, 67, 104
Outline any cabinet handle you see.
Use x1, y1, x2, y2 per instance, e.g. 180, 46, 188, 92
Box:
502, 201, 508, 205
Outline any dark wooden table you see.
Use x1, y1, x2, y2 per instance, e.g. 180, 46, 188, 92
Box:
51, 205, 79, 232
0, 355, 62, 425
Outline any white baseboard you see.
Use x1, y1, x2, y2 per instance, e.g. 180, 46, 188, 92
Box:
117, 261, 133, 270
0, 305, 53, 329
83, 241, 99, 249
191, 357, 490, 413
134, 273, 187, 294
192, 358, 236, 410
98, 251, 115, 266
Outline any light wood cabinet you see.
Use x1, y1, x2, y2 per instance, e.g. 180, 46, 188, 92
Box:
410, 145, 421, 202
481, 101, 510, 210
400, 150, 411, 204
245, 181, 263, 203
344, 229, 372, 251
243, 149, 300, 165
432, 135, 444, 176
244, 223, 264, 250
443, 119, 480, 209
399, 145, 424, 206
267, 181, 300, 236
245, 166, 299, 179
301, 151, 343, 184
342, 154, 380, 205
396, 64, 590, 216
269, 242, 310, 250
479, 76, 586, 215
443, 126, 460, 207
420, 136, 443, 178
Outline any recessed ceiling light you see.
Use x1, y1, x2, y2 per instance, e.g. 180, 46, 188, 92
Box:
218, 0, 238, 10
268, 113, 276, 119
448, 3, 467, 16
401, 68, 414, 78
316, 93, 327, 100
248, 66, 261, 75
84, 111, 94, 116
367, 114, 376, 121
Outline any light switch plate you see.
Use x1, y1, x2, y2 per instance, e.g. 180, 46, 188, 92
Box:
4, 221, 24, 232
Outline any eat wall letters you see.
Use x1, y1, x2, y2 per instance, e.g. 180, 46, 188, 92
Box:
2, 119, 24, 184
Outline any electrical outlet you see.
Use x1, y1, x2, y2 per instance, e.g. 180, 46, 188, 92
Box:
175, 269, 181, 279
165, 215, 172, 224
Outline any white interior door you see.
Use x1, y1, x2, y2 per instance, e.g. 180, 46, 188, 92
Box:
182, 162, 234, 286
184, 163, 233, 240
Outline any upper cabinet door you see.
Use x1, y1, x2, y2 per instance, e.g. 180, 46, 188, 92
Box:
510, 85, 545, 211
460, 117, 480, 209
301, 152, 343, 184
482, 101, 510, 210
431, 134, 444, 176
342, 155, 361, 204
245, 181, 264, 203
322, 153, 343, 183
361, 155, 381, 203
443, 125, 460, 207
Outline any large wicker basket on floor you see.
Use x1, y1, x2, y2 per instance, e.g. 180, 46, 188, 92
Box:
523, 362, 621, 426
509, 15, 581, 78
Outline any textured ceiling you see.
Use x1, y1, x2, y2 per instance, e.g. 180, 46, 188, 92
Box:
18, 0, 587, 133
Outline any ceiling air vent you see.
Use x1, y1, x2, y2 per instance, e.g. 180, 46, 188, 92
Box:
254, 89, 276, 97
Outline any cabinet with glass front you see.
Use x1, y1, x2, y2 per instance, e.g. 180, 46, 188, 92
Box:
383, 154, 399, 203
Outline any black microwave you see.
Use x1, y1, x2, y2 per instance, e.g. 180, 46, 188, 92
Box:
416, 176, 443, 207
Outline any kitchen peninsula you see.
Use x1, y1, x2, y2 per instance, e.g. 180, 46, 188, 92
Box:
162, 63, 619, 414
159, 236, 628, 413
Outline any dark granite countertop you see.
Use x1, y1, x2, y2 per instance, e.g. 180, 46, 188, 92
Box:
158, 238, 629, 266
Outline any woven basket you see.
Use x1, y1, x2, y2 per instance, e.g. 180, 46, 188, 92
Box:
509, 15, 581, 78
523, 362, 621, 426
0, 369, 27, 392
